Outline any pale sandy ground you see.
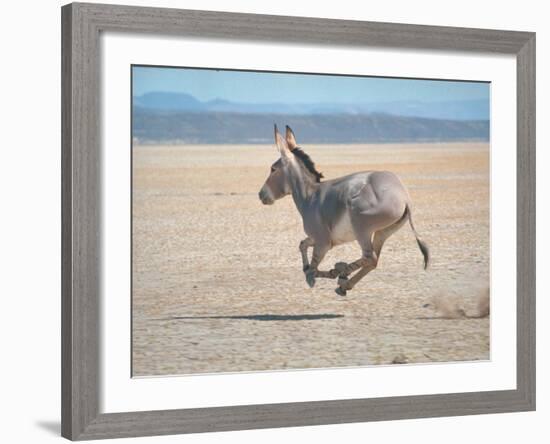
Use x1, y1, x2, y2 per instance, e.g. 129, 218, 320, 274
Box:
132, 143, 490, 376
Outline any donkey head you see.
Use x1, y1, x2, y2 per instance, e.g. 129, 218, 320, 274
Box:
258, 125, 299, 205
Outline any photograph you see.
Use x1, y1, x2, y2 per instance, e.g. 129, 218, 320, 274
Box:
1, 0, 540, 441
131, 65, 491, 377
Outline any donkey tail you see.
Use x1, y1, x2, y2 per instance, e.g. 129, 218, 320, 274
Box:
405, 204, 430, 270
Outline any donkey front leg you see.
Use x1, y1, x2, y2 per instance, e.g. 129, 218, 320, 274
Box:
299, 237, 314, 272
304, 243, 332, 288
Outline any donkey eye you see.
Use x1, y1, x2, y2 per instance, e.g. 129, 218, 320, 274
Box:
270, 167, 276, 173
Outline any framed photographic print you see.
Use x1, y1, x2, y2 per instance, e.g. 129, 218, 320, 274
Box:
61, 2, 535, 440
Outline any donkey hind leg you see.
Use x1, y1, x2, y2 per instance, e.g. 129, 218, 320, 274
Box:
335, 215, 408, 296
334, 255, 376, 296
333, 226, 377, 279
333, 230, 377, 296
299, 237, 314, 272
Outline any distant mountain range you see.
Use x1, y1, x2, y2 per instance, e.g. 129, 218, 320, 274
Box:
132, 92, 489, 144
133, 109, 489, 145
133, 92, 489, 121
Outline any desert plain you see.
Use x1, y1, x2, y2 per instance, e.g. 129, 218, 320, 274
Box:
132, 142, 490, 376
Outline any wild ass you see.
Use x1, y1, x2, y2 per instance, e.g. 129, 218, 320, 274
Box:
259, 125, 429, 296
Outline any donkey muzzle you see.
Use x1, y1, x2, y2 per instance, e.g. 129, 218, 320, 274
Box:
258, 188, 274, 205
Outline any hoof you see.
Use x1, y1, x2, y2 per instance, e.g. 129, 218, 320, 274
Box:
336, 276, 349, 296
335, 287, 347, 296
305, 270, 316, 288
337, 276, 349, 288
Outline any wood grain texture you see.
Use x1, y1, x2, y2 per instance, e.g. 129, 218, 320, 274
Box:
61, 2, 536, 440
76, 390, 531, 440
77, 2, 531, 53
61, 4, 73, 438
62, 3, 101, 439
516, 34, 536, 409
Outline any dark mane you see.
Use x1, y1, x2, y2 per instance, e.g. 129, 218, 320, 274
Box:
292, 147, 324, 182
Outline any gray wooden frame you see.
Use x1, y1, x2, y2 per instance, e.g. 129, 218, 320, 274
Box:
61, 2, 536, 440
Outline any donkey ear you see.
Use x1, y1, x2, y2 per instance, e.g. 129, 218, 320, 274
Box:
285, 125, 298, 150
274, 124, 292, 158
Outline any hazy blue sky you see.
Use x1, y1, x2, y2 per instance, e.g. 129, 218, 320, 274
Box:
132, 66, 489, 105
